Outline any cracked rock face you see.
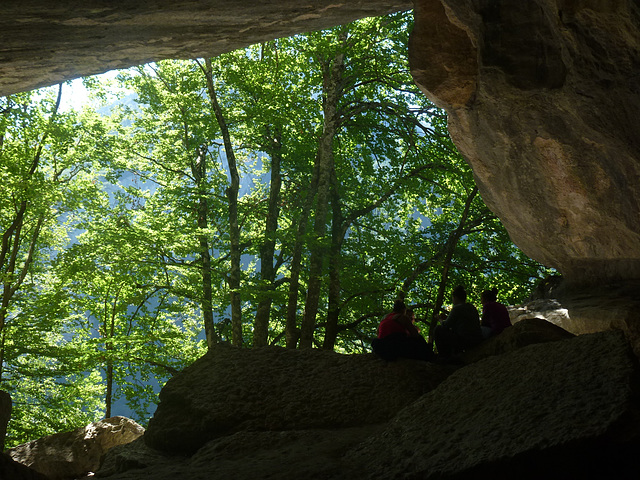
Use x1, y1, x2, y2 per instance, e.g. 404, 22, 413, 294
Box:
410, 0, 640, 285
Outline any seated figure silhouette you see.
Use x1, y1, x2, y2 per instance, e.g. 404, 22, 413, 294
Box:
372, 300, 433, 361
480, 287, 512, 338
433, 285, 483, 358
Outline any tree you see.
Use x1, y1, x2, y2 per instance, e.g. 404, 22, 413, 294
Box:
200, 57, 243, 347
1, 86, 63, 366
0, 12, 554, 447
109, 61, 236, 347
0, 85, 111, 445
298, 29, 348, 349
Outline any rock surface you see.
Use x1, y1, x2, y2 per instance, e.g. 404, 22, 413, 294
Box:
144, 345, 453, 454
509, 280, 640, 356
346, 329, 640, 479
410, 0, 640, 285
459, 316, 574, 364
96, 426, 383, 480
7, 416, 144, 480
89, 321, 640, 479
0, 0, 411, 96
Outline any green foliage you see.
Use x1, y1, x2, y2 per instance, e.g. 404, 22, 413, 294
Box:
0, 86, 109, 446
0, 11, 553, 445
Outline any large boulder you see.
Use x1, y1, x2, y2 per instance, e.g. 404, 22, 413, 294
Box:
410, 0, 640, 285
346, 329, 640, 479
94, 326, 640, 479
144, 345, 453, 454
7, 416, 144, 480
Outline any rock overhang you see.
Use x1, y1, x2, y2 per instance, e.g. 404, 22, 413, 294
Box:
0, 1, 412, 96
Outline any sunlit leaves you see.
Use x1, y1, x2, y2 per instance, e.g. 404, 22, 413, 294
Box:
0, 10, 554, 445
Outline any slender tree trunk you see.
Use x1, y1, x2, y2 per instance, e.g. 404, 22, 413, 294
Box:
253, 139, 282, 347
204, 58, 243, 346
284, 161, 319, 348
429, 186, 479, 335
104, 283, 121, 419
105, 360, 113, 418
321, 163, 433, 349
323, 169, 344, 350
191, 147, 218, 348
299, 47, 345, 349
0, 295, 9, 381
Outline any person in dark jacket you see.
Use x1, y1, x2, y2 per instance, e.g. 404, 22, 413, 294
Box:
480, 287, 512, 338
434, 285, 483, 358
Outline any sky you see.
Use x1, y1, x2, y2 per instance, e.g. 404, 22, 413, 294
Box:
60, 70, 121, 112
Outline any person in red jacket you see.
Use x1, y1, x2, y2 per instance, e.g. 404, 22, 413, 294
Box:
372, 300, 433, 361
480, 287, 512, 338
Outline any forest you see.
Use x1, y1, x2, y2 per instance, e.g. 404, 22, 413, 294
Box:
0, 12, 551, 447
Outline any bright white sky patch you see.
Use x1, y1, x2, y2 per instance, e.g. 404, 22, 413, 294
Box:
60, 70, 120, 112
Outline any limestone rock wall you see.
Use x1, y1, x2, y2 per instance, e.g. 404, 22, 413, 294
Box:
410, 0, 640, 285
0, 0, 411, 96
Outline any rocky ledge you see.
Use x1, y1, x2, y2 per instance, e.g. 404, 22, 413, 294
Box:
5, 319, 640, 479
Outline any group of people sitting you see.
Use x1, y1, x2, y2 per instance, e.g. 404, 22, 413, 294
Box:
372, 285, 511, 362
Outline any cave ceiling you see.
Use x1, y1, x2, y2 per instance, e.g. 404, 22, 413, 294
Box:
0, 1, 411, 96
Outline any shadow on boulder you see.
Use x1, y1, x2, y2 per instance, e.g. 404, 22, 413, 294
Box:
144, 345, 454, 455
80, 321, 640, 479
0, 452, 49, 480
460, 317, 575, 364
346, 329, 640, 479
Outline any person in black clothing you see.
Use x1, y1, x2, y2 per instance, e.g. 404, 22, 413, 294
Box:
434, 285, 483, 358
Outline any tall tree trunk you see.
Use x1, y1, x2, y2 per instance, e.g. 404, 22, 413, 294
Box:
105, 361, 113, 418
285, 161, 319, 348
253, 138, 282, 347
103, 283, 121, 419
299, 47, 345, 349
429, 186, 479, 336
323, 168, 344, 350
320, 156, 430, 350
190, 147, 218, 348
203, 58, 243, 346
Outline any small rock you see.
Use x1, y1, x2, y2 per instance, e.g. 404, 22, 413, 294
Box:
7, 416, 144, 480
